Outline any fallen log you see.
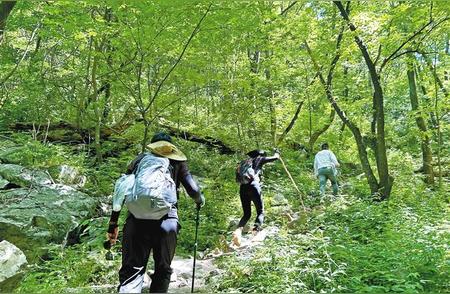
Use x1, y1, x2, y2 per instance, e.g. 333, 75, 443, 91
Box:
161, 125, 235, 154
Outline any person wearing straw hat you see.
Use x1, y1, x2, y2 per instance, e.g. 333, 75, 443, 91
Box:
106, 132, 205, 293
232, 149, 280, 246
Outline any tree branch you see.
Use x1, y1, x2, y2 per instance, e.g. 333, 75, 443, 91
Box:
145, 3, 212, 113
277, 99, 304, 144
281, 1, 297, 16
379, 19, 434, 71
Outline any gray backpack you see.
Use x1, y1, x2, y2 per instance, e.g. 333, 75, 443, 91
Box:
125, 153, 176, 219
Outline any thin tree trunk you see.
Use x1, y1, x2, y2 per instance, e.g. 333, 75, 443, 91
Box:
308, 108, 335, 156
265, 66, 277, 146
433, 51, 443, 187
0, 1, 16, 43
335, 1, 393, 199
91, 46, 102, 163
305, 41, 380, 195
277, 100, 304, 145
407, 55, 434, 184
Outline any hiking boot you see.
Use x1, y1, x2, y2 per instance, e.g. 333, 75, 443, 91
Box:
231, 227, 243, 247
251, 225, 262, 236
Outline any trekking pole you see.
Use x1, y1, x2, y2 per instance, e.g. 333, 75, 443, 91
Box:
279, 155, 306, 212
191, 206, 200, 293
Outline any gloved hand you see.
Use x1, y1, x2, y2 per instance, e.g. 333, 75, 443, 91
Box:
196, 193, 205, 210
106, 224, 119, 246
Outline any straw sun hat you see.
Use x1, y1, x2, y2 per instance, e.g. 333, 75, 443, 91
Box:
147, 140, 187, 161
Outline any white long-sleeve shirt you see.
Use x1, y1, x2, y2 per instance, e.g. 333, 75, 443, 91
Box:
314, 150, 339, 176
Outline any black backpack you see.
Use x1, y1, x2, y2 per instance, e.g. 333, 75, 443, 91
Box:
235, 158, 256, 184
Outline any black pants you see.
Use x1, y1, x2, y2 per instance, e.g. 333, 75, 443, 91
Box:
238, 183, 264, 230
118, 213, 179, 293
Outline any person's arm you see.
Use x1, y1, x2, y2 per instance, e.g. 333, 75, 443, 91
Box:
107, 154, 144, 244
329, 151, 340, 168
260, 151, 280, 166
107, 211, 120, 245
314, 156, 318, 176
178, 161, 205, 207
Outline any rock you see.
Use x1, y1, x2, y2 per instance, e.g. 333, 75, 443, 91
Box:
0, 164, 52, 187
0, 240, 27, 291
48, 165, 87, 188
0, 146, 24, 165
0, 176, 9, 189
140, 256, 221, 292
0, 184, 97, 261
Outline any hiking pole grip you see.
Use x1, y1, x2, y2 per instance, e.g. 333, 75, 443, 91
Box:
279, 155, 306, 212
191, 207, 200, 293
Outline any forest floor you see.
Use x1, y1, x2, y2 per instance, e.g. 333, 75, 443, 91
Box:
4, 132, 448, 293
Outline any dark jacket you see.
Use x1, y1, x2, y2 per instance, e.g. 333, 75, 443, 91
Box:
243, 155, 279, 188
251, 155, 279, 175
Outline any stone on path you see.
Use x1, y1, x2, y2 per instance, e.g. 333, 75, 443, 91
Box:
0, 240, 28, 291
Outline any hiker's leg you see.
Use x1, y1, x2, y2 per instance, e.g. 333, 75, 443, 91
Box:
318, 171, 327, 196
150, 217, 179, 293
251, 185, 264, 231
326, 169, 339, 195
237, 185, 252, 228
118, 215, 151, 293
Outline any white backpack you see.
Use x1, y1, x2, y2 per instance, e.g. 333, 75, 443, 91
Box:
125, 153, 176, 219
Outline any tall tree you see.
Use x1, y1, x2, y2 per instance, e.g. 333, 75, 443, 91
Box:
407, 54, 434, 184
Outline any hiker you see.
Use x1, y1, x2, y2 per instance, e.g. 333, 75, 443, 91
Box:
232, 149, 280, 246
106, 132, 205, 293
314, 142, 340, 196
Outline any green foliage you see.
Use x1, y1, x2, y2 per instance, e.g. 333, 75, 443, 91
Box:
213, 189, 449, 293
176, 140, 242, 255
2, 133, 88, 172
1, 0, 449, 293
17, 243, 120, 293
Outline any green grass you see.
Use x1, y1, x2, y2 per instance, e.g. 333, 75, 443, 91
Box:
10, 134, 450, 293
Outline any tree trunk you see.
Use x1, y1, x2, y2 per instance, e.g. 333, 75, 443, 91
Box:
407, 56, 434, 184
91, 49, 103, 163
0, 1, 16, 43
265, 66, 277, 146
335, 1, 393, 199
308, 108, 335, 156
141, 118, 150, 153
304, 41, 380, 195
277, 99, 304, 145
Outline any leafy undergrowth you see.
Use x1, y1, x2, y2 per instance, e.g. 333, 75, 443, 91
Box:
8, 134, 450, 293
211, 186, 449, 293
